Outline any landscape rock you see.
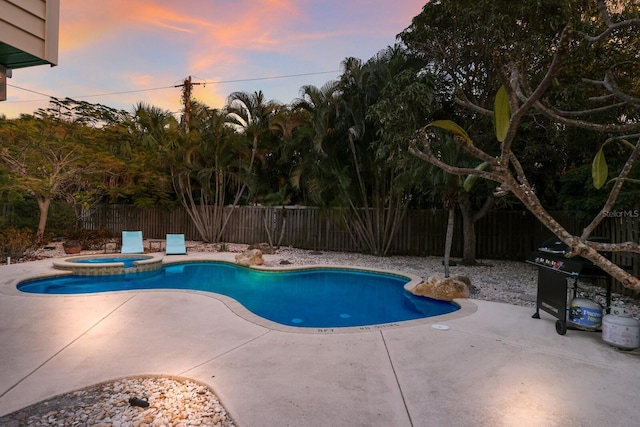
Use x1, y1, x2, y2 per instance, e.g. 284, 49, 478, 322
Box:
410, 275, 471, 301
235, 248, 264, 266
62, 240, 83, 254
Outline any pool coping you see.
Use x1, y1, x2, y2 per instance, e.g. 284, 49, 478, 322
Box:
162, 258, 478, 334
5, 253, 478, 334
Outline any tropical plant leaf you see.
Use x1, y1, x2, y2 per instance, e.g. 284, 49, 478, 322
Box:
463, 161, 489, 192
620, 139, 635, 151
494, 86, 511, 143
426, 120, 473, 145
592, 146, 608, 189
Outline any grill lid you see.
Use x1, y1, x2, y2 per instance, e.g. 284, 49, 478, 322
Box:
537, 237, 610, 256
527, 237, 610, 276
538, 238, 570, 255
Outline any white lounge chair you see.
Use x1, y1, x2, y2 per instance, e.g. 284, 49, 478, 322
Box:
121, 231, 144, 254
165, 234, 187, 255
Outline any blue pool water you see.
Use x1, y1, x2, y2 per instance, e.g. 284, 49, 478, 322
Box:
18, 262, 459, 328
72, 257, 148, 268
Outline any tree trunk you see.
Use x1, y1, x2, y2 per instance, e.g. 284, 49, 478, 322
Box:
459, 195, 494, 265
460, 209, 476, 266
174, 173, 220, 243
443, 207, 455, 278
216, 136, 259, 242
35, 195, 51, 241
276, 207, 287, 248
262, 209, 274, 247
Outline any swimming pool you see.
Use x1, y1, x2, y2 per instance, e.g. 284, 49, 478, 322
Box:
18, 262, 459, 328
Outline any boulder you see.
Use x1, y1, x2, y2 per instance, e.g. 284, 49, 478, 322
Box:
409, 275, 471, 301
63, 240, 82, 254
235, 249, 264, 266
248, 242, 276, 254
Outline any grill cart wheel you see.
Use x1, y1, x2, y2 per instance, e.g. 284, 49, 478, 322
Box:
556, 320, 567, 335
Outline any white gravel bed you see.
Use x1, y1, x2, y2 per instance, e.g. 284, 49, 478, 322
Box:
0, 377, 234, 427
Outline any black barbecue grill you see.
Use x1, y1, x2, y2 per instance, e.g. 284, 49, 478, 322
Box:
526, 237, 612, 335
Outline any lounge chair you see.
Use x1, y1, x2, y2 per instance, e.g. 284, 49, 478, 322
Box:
165, 234, 187, 255
121, 231, 144, 254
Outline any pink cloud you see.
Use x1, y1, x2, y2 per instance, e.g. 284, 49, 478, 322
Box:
5, 0, 426, 117
57, 0, 420, 71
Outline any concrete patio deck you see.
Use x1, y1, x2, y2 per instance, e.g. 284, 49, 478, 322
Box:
1, 254, 638, 426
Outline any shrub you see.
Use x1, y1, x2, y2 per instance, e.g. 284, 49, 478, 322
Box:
66, 228, 115, 250
1, 199, 76, 236
0, 228, 37, 262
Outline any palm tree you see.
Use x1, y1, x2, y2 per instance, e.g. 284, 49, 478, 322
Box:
293, 82, 339, 154
328, 48, 415, 255
171, 105, 242, 242
118, 103, 179, 207
254, 104, 319, 245
132, 102, 180, 151
289, 82, 340, 205
225, 90, 280, 204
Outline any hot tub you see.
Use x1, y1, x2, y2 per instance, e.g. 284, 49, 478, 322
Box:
53, 254, 163, 276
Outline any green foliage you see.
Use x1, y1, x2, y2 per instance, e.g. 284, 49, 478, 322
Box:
592, 139, 637, 189
0, 107, 118, 237
0, 227, 36, 261
401, 0, 640, 201
493, 86, 510, 143
426, 120, 473, 145
1, 199, 75, 236
400, 0, 577, 109
559, 160, 640, 220
463, 162, 489, 192
592, 145, 608, 190
559, 164, 612, 219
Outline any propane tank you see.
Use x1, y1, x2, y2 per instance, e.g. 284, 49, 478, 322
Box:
602, 308, 640, 350
567, 297, 602, 331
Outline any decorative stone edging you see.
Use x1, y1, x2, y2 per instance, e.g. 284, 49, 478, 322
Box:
52, 254, 164, 276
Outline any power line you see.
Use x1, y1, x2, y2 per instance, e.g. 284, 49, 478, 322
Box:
7, 82, 177, 101
75, 85, 177, 98
6, 84, 54, 100
4, 70, 340, 103
199, 70, 340, 85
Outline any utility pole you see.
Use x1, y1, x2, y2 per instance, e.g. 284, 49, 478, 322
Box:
177, 76, 201, 131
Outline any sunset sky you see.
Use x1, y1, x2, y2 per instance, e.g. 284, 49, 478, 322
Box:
2, 0, 426, 118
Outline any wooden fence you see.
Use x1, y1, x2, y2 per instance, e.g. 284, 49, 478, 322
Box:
2, 201, 636, 295
79, 205, 633, 257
